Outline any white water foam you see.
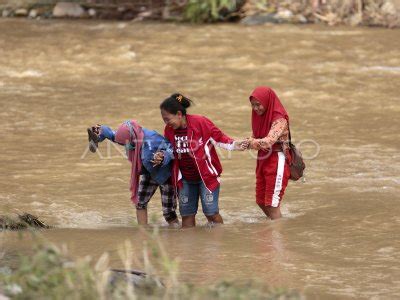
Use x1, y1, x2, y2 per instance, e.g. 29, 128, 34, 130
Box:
361, 66, 400, 73
120, 51, 137, 60
3, 69, 44, 78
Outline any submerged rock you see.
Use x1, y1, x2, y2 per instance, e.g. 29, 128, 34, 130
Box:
109, 269, 163, 289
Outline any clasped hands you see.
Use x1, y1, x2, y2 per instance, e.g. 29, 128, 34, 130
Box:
235, 138, 271, 151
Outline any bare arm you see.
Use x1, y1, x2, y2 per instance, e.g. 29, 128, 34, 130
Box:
249, 118, 288, 150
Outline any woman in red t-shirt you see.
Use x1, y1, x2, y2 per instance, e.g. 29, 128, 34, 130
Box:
155, 93, 247, 228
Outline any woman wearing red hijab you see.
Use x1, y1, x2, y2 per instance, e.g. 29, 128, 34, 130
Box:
247, 86, 291, 220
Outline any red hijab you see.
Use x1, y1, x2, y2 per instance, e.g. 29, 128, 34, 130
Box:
249, 86, 289, 138
115, 120, 144, 204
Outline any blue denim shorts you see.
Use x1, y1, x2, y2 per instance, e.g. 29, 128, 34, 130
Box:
178, 179, 220, 217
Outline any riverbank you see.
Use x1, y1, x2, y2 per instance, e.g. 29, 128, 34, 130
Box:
0, 0, 399, 28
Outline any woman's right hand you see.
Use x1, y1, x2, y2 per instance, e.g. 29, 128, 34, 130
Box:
151, 151, 165, 167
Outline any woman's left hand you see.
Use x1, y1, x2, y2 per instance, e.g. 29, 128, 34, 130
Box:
248, 138, 261, 150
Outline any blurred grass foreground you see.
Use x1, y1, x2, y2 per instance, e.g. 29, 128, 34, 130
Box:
0, 227, 302, 300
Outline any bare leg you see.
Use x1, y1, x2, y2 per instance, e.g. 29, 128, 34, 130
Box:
182, 215, 196, 228
206, 213, 224, 224
257, 204, 282, 220
267, 207, 282, 220
136, 209, 148, 225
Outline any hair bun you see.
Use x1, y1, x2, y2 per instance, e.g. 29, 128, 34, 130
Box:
160, 93, 193, 115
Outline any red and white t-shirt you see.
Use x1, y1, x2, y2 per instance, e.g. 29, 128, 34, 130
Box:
174, 127, 201, 181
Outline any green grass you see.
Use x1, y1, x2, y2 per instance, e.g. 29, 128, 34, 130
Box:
0, 228, 302, 299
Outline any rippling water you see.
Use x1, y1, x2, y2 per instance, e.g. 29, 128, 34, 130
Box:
0, 19, 399, 298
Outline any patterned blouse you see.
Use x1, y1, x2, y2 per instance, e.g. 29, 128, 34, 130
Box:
251, 118, 289, 152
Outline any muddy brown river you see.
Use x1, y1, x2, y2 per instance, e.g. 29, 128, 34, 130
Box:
0, 19, 399, 299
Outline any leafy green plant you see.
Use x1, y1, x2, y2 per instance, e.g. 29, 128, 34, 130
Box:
184, 0, 239, 22
0, 227, 301, 299
0, 243, 99, 299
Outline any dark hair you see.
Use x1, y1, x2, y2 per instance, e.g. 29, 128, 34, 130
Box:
160, 93, 193, 116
